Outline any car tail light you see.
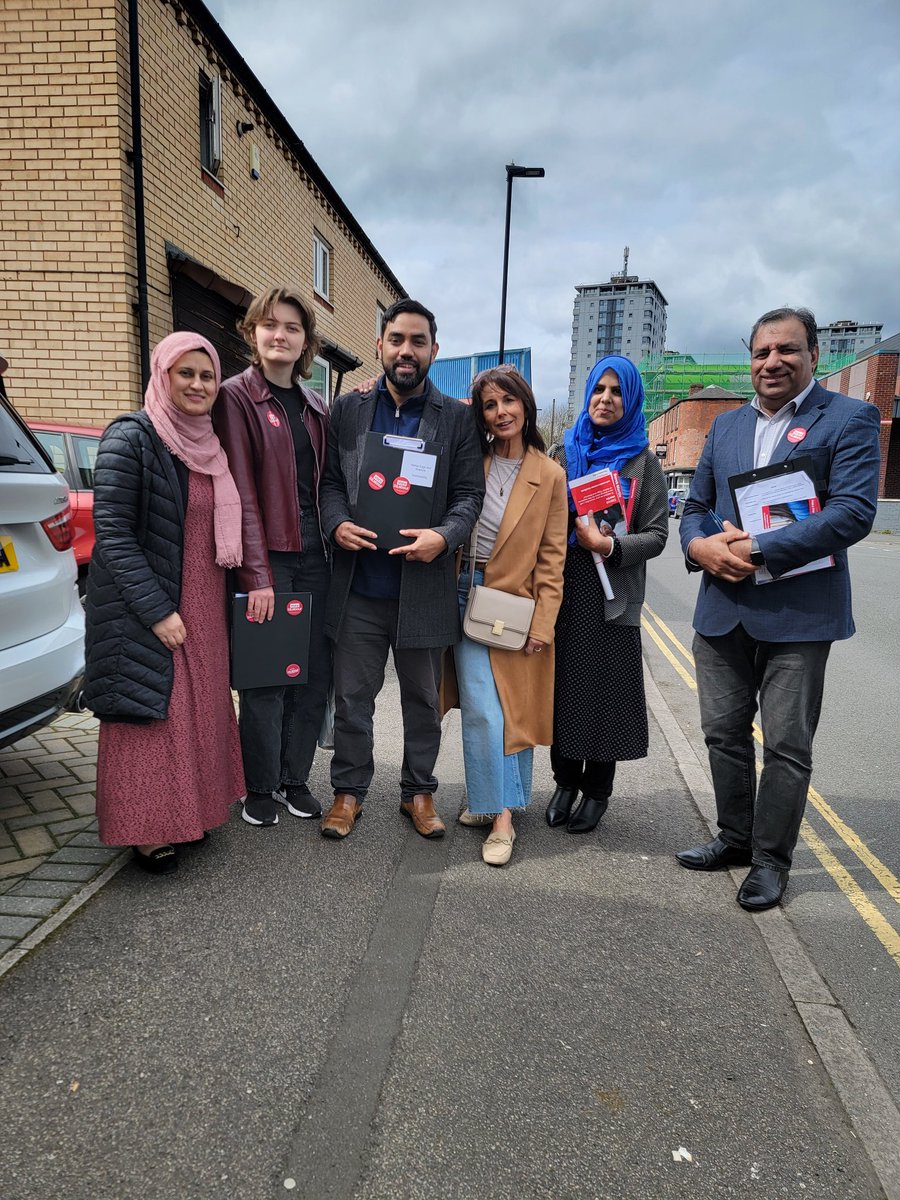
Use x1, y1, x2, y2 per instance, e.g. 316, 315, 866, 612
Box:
40, 503, 75, 551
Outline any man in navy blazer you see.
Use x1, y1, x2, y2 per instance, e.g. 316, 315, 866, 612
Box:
676, 307, 880, 910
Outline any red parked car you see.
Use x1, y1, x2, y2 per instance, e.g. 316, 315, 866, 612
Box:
28, 420, 105, 590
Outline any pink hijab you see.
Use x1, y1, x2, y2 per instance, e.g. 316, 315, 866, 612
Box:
143, 332, 242, 569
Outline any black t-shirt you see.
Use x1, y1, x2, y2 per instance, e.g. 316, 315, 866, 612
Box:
265, 379, 316, 512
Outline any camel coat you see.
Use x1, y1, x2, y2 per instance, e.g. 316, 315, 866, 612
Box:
444, 447, 568, 754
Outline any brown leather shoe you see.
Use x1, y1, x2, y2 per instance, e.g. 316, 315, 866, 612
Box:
321, 793, 363, 839
400, 793, 445, 839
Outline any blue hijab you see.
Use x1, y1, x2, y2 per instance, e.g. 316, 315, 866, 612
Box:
563, 355, 649, 508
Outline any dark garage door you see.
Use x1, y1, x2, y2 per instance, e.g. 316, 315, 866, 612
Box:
171, 273, 250, 381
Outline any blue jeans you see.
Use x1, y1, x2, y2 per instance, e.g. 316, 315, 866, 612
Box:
454, 570, 533, 816
693, 626, 831, 871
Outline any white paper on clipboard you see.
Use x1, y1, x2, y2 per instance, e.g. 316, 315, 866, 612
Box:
732, 466, 834, 584
401, 449, 437, 487
379, 434, 437, 488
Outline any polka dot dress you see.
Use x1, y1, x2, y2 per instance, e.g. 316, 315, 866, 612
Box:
553, 541, 648, 762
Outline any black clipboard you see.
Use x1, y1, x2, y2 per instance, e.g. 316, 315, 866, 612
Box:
230, 591, 311, 690
728, 455, 818, 526
353, 432, 441, 549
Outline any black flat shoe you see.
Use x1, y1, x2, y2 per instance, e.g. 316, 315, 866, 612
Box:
737, 865, 788, 911
676, 836, 752, 871
132, 845, 178, 874
546, 786, 579, 828
567, 794, 609, 834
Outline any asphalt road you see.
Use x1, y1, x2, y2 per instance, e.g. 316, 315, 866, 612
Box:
0, 537, 896, 1198
644, 526, 900, 1111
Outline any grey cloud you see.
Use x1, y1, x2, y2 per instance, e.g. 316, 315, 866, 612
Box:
208, 0, 900, 401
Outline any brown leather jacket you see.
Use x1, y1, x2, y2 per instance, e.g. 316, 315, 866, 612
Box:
215, 365, 329, 593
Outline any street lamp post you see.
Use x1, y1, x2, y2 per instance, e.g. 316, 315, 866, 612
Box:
498, 163, 544, 365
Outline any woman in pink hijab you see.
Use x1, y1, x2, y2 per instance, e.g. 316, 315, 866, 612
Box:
83, 332, 246, 873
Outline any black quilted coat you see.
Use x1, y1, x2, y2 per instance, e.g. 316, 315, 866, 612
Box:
82, 411, 189, 720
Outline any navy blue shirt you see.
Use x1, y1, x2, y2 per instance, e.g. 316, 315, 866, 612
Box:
352, 382, 428, 601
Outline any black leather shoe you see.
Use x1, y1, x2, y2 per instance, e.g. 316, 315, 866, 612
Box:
676, 836, 752, 871
546, 786, 579, 828
737, 865, 788, 911
567, 794, 609, 834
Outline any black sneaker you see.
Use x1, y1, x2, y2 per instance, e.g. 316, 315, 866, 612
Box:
276, 784, 323, 819
241, 791, 279, 826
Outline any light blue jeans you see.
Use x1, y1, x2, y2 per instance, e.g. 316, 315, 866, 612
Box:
454, 570, 533, 815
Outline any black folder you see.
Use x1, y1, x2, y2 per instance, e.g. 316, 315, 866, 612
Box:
230, 591, 312, 690
353, 432, 441, 549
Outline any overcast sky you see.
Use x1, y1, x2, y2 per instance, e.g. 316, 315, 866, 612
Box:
204, 0, 900, 403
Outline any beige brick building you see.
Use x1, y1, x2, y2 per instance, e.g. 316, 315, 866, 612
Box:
0, 0, 405, 424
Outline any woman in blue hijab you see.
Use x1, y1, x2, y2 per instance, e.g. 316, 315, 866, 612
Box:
546, 355, 669, 833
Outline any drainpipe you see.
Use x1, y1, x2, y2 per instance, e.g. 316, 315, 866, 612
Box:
127, 0, 151, 392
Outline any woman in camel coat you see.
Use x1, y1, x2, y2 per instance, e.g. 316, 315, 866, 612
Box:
449, 366, 567, 866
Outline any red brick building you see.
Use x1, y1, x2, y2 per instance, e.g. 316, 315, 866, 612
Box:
647, 385, 744, 492
818, 334, 900, 501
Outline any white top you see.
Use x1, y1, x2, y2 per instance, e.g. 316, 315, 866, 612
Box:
473, 455, 522, 561
751, 378, 815, 468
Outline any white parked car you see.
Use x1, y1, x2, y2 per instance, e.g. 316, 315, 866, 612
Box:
0, 360, 85, 749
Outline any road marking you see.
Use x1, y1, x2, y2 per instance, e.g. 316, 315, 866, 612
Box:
801, 821, 900, 968
643, 602, 695, 668
641, 616, 696, 690
643, 602, 900, 958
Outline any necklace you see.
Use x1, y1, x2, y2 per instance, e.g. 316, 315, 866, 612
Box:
491, 454, 522, 496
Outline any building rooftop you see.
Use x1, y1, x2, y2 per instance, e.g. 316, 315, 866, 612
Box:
856, 331, 900, 360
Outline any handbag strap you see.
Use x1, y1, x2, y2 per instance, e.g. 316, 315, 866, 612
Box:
463, 520, 482, 597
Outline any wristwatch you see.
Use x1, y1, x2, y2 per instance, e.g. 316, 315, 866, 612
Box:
749, 537, 766, 567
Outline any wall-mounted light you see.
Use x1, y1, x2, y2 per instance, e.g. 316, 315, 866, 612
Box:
249, 144, 261, 180
236, 120, 254, 137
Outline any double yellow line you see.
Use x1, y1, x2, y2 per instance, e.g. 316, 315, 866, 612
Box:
641, 602, 900, 968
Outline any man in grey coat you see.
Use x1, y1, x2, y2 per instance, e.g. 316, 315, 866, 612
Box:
319, 299, 485, 840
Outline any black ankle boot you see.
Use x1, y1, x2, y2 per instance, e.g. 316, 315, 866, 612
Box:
567, 794, 609, 834
546, 786, 579, 828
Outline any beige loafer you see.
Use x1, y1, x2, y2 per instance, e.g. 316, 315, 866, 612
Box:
482, 827, 515, 866
458, 806, 492, 827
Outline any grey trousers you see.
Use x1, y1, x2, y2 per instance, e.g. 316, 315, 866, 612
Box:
693, 626, 831, 871
331, 592, 444, 802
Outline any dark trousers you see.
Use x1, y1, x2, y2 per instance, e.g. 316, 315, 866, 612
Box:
238, 534, 331, 795
550, 745, 616, 799
693, 626, 831, 872
331, 592, 443, 802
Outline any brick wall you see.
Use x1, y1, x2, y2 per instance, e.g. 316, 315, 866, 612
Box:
1, 0, 403, 424
647, 396, 744, 473
818, 352, 899, 498
0, 3, 137, 422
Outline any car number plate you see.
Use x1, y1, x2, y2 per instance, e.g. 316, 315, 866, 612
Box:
0, 535, 19, 572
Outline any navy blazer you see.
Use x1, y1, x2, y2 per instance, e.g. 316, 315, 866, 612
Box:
680, 383, 880, 642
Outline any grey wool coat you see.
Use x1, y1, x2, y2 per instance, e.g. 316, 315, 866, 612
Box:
320, 379, 485, 648
552, 443, 669, 624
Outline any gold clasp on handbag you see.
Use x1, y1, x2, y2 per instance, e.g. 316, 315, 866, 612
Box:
492, 619, 505, 636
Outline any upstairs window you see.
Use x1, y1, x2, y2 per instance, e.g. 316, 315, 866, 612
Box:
376, 302, 386, 342
199, 70, 222, 176
313, 233, 332, 301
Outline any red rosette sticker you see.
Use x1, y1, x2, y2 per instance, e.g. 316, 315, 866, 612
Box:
786, 427, 807, 443
286, 599, 303, 616
368, 471, 386, 491
392, 476, 411, 496
266, 410, 281, 428
285, 663, 301, 678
